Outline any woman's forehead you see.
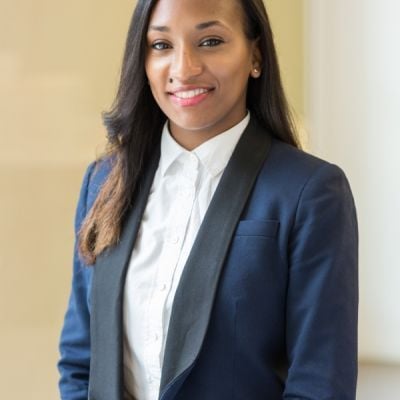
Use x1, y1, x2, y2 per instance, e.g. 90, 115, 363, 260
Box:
148, 0, 243, 26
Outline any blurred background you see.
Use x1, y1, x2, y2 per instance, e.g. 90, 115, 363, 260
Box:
0, 0, 399, 398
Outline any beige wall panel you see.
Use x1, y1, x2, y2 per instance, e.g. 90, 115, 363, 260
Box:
0, 0, 135, 166
266, 0, 305, 119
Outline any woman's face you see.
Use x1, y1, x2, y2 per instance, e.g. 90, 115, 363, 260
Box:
145, 0, 261, 149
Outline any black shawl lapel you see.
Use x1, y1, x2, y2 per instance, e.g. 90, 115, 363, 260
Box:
159, 117, 272, 398
89, 148, 160, 400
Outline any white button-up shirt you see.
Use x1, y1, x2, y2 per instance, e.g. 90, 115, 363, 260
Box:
123, 112, 250, 400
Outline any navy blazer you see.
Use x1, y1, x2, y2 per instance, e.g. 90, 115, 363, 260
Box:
58, 116, 358, 400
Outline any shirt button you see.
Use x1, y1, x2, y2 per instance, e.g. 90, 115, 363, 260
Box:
154, 333, 159, 341
183, 171, 195, 180
160, 283, 167, 292
180, 188, 192, 198
169, 235, 179, 244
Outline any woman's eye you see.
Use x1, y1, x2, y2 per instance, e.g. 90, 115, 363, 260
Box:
151, 42, 171, 50
200, 38, 223, 47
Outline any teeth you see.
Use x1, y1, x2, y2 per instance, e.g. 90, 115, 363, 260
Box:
174, 88, 209, 99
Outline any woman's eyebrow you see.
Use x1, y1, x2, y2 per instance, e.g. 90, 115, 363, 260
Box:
195, 20, 225, 30
149, 20, 226, 32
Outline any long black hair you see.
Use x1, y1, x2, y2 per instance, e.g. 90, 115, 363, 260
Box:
78, 0, 300, 265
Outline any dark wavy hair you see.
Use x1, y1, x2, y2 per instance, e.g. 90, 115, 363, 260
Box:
78, 0, 300, 265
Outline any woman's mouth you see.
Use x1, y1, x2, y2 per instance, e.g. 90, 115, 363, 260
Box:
168, 88, 214, 107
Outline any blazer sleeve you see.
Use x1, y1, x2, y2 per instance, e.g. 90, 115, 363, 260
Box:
58, 161, 96, 400
283, 163, 358, 400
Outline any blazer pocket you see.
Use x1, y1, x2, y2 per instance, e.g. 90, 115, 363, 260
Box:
234, 219, 280, 238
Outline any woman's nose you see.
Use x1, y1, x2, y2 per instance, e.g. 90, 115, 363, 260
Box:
170, 47, 203, 81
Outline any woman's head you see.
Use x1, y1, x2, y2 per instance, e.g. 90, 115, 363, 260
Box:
105, 0, 298, 148
79, 0, 299, 265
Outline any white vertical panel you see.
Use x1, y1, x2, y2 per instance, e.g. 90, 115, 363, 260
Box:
305, 0, 400, 363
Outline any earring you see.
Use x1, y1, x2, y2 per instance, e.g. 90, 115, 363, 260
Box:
252, 68, 261, 78
169, 78, 173, 83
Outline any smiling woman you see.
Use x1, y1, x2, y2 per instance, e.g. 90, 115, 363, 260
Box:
57, 1, 358, 400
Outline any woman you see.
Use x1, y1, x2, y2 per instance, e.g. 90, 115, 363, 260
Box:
58, 0, 358, 399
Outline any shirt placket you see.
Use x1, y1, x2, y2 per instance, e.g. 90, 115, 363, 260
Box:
143, 153, 199, 391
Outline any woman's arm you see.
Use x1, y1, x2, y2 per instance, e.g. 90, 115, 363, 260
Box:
284, 163, 358, 399
58, 162, 96, 400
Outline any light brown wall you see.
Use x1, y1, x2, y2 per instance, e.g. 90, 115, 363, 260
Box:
0, 1, 304, 397
266, 0, 305, 123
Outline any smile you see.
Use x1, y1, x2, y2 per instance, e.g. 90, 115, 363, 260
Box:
169, 87, 214, 107
173, 88, 210, 99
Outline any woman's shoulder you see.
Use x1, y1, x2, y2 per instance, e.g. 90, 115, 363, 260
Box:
90, 154, 114, 182
80, 155, 114, 210
255, 136, 354, 207
267, 136, 348, 183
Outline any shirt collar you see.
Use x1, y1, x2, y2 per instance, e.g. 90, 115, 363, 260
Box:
159, 111, 250, 178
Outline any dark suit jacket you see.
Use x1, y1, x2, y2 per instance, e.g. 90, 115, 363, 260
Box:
58, 116, 358, 400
